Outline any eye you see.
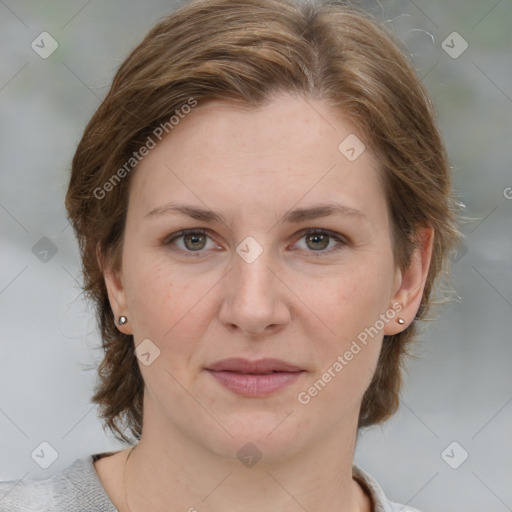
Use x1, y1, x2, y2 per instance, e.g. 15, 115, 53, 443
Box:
163, 227, 347, 257
293, 228, 347, 255
164, 229, 217, 256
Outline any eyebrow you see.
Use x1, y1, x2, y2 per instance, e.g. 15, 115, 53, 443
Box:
144, 201, 368, 225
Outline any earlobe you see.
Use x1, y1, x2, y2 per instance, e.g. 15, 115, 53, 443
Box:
384, 226, 434, 335
98, 247, 132, 335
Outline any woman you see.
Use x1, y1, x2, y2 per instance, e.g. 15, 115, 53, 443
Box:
0, 0, 460, 510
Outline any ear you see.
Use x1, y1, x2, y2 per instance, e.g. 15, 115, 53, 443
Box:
384, 226, 434, 335
96, 244, 133, 335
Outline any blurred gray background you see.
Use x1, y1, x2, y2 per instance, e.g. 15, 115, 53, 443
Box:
0, 1, 511, 511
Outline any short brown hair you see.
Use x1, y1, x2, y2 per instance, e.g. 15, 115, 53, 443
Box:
65, 0, 461, 444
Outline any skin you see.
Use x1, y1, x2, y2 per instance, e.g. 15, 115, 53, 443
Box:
96, 93, 434, 512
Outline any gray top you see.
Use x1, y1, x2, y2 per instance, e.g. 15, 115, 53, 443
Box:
0, 452, 422, 512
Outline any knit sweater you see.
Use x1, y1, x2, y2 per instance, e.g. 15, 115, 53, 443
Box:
0, 452, 422, 512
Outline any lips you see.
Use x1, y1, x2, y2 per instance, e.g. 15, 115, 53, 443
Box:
206, 357, 304, 374
205, 358, 305, 397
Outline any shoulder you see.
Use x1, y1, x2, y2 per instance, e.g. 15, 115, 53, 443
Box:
352, 464, 424, 512
0, 476, 53, 512
0, 455, 118, 512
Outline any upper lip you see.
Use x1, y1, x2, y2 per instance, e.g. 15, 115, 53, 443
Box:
206, 358, 304, 374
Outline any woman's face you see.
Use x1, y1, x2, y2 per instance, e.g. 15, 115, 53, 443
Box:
105, 94, 421, 461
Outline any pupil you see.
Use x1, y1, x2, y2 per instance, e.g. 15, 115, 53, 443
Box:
185, 233, 205, 250
308, 233, 328, 250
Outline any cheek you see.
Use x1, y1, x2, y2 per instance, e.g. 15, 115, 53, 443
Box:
297, 268, 387, 414
123, 260, 215, 396
297, 251, 394, 399
123, 250, 219, 360
307, 255, 394, 338
127, 265, 194, 333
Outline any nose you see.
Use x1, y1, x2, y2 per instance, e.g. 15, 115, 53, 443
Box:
218, 249, 291, 337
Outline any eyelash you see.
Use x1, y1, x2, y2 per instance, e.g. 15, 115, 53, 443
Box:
163, 228, 347, 258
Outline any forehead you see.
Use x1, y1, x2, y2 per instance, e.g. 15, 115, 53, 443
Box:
153, 95, 370, 161
128, 94, 386, 225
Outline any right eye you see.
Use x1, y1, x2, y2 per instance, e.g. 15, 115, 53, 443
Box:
164, 228, 219, 256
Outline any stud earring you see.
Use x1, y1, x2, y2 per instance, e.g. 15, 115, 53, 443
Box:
397, 318, 405, 325
118, 316, 128, 325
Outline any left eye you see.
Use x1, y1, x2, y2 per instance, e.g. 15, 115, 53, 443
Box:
293, 229, 346, 253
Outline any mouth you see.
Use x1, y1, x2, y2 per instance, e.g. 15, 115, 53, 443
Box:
206, 357, 304, 373
205, 358, 306, 397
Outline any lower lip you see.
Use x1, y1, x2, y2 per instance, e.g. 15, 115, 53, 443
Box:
206, 370, 304, 397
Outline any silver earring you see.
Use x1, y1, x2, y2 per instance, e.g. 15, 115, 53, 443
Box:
397, 317, 405, 325
118, 315, 128, 325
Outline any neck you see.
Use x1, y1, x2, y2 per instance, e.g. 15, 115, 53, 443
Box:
123, 407, 370, 512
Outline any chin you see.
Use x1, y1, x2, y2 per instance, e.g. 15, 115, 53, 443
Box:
198, 410, 309, 465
